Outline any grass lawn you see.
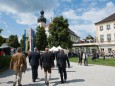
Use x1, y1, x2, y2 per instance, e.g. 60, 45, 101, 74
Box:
69, 57, 115, 67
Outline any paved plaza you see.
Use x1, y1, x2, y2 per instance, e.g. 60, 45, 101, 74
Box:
0, 58, 115, 86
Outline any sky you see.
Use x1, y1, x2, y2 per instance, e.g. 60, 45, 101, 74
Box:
0, 0, 115, 42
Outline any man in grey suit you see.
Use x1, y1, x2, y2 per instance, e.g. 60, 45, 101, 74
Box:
57, 49, 70, 83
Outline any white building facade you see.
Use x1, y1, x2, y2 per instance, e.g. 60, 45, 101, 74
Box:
95, 13, 115, 54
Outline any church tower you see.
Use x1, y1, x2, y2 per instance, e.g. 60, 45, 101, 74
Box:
37, 10, 49, 37
37, 10, 46, 28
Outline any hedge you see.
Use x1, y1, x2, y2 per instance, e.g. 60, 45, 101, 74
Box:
0, 55, 11, 70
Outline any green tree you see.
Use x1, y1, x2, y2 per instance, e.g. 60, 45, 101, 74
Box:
0, 36, 6, 46
48, 16, 72, 49
35, 26, 48, 50
20, 35, 24, 51
0, 28, 3, 34
7, 35, 20, 48
86, 35, 94, 40
0, 29, 6, 46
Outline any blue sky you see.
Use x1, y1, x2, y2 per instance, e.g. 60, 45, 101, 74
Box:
0, 0, 115, 41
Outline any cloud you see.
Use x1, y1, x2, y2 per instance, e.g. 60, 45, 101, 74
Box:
0, 0, 59, 25
61, 0, 72, 2
99, 0, 109, 2
62, 10, 78, 19
15, 13, 37, 25
62, 1, 115, 39
69, 23, 95, 38
45, 11, 55, 20
0, 0, 59, 13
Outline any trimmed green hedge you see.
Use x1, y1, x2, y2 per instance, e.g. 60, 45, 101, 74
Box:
0, 55, 11, 70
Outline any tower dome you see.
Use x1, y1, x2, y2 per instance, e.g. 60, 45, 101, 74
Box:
37, 10, 46, 23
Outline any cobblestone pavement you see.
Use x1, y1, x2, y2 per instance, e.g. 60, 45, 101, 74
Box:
0, 59, 115, 86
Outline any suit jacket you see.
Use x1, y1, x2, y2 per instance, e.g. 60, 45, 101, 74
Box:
41, 51, 52, 68
29, 51, 41, 67
51, 52, 55, 60
57, 52, 70, 68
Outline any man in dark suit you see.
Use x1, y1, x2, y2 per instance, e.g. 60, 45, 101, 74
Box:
55, 49, 60, 67
78, 50, 83, 65
41, 48, 53, 85
50, 51, 55, 68
29, 47, 41, 82
57, 49, 70, 83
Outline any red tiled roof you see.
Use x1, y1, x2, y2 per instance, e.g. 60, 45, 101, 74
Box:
95, 13, 115, 24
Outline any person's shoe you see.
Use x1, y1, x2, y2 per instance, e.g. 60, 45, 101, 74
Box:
33, 79, 36, 82
64, 79, 66, 82
13, 84, 15, 86
18, 84, 22, 86
47, 81, 49, 86
61, 80, 64, 83
45, 81, 49, 84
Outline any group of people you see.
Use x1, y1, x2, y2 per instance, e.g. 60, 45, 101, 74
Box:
78, 50, 88, 66
10, 47, 70, 86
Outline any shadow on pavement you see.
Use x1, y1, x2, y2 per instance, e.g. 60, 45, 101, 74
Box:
87, 64, 94, 66
39, 77, 59, 81
0, 69, 14, 78
66, 70, 76, 72
52, 78, 85, 86
7, 81, 14, 84
0, 80, 14, 84
26, 68, 31, 71
23, 83, 45, 86
50, 77, 59, 80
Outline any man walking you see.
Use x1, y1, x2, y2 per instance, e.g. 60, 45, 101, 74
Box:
10, 47, 27, 86
29, 47, 41, 82
41, 48, 53, 85
57, 49, 70, 83
78, 50, 83, 65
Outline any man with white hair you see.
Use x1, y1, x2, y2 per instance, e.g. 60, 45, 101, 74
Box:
41, 48, 53, 85
29, 47, 41, 82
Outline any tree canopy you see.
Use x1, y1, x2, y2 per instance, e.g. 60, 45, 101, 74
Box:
48, 16, 72, 49
35, 26, 48, 50
0, 29, 6, 46
86, 35, 94, 40
7, 35, 20, 48
20, 35, 24, 51
0, 28, 3, 34
0, 36, 6, 46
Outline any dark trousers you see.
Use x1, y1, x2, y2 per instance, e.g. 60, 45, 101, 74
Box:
31, 66, 38, 81
84, 58, 88, 66
58, 67, 67, 82
52, 61, 55, 67
78, 58, 82, 65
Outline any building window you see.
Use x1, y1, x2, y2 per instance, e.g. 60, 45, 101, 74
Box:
106, 25, 110, 30
100, 26, 103, 31
101, 48, 104, 52
114, 34, 115, 41
114, 24, 115, 28
100, 35, 104, 43
108, 48, 112, 53
107, 34, 111, 42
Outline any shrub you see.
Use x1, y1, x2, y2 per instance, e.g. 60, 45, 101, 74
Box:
0, 55, 11, 70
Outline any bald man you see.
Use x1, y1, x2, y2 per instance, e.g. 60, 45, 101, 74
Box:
41, 48, 53, 85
